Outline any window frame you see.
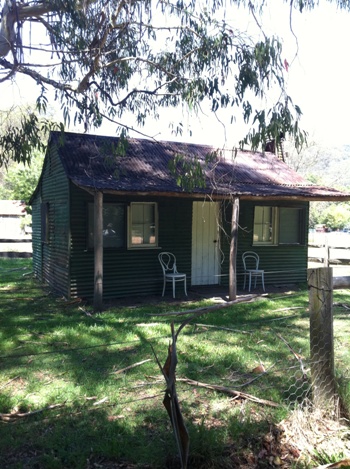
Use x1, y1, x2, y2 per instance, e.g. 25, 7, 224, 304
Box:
253, 205, 306, 247
127, 202, 158, 249
253, 206, 278, 246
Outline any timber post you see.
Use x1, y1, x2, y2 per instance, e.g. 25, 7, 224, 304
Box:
324, 236, 330, 267
229, 197, 239, 301
94, 191, 103, 312
308, 267, 335, 411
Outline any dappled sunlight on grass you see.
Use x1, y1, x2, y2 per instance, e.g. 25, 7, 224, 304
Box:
1, 259, 350, 467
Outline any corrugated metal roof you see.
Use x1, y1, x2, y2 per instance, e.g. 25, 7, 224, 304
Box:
49, 131, 350, 201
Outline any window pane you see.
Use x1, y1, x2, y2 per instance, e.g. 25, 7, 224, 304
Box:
130, 203, 157, 246
88, 203, 125, 249
253, 206, 273, 244
279, 208, 303, 244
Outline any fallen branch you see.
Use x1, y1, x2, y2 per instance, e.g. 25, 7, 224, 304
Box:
93, 397, 108, 406
0, 403, 64, 421
111, 358, 151, 375
177, 377, 279, 407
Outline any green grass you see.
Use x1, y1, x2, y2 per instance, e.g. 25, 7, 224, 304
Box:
1, 258, 350, 468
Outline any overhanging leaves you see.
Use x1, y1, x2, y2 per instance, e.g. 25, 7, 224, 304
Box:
0, 0, 317, 164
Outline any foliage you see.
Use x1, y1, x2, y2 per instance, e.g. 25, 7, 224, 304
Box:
285, 139, 350, 230
0, 106, 62, 167
285, 139, 350, 189
321, 204, 350, 231
0, 151, 44, 210
0, 0, 313, 165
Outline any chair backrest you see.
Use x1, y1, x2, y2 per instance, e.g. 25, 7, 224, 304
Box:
242, 251, 259, 270
158, 252, 178, 274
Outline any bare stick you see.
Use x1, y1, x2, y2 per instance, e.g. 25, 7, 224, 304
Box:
177, 377, 279, 407
111, 359, 152, 375
0, 403, 64, 421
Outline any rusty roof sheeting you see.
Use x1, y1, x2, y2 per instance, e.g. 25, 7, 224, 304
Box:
48, 131, 350, 201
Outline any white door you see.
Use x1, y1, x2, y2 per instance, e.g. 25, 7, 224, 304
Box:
191, 201, 220, 285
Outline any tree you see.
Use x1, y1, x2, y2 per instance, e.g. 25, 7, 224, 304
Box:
0, 0, 312, 165
321, 204, 350, 231
284, 138, 350, 230
0, 150, 43, 206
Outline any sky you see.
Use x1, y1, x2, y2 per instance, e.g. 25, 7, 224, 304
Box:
2, 1, 350, 148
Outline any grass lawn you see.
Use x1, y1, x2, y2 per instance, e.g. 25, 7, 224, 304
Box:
1, 258, 350, 468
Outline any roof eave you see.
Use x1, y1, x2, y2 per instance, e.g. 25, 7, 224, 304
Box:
73, 182, 350, 202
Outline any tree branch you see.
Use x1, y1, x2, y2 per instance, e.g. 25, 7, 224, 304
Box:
0, 1, 53, 58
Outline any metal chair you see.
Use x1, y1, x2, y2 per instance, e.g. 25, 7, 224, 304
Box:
158, 252, 187, 298
242, 251, 265, 292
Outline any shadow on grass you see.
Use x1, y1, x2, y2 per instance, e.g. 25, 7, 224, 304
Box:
0, 395, 295, 469
2, 259, 350, 467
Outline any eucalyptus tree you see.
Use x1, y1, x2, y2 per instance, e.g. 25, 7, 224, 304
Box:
0, 0, 318, 165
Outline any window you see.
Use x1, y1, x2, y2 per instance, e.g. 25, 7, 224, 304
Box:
253, 206, 277, 245
128, 202, 158, 248
87, 201, 158, 250
278, 207, 305, 244
88, 203, 125, 249
253, 206, 305, 246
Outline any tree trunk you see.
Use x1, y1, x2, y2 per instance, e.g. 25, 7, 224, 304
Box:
229, 197, 239, 301
94, 191, 103, 312
0, 2, 55, 58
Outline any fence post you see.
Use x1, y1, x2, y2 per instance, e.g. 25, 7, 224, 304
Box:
308, 267, 335, 411
324, 236, 330, 267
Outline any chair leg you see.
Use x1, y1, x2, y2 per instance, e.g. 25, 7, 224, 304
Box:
262, 273, 265, 291
248, 273, 252, 292
173, 279, 176, 298
184, 277, 187, 296
162, 278, 166, 297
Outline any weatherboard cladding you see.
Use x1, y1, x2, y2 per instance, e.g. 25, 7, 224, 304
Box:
50, 131, 349, 200
68, 184, 192, 300
216, 201, 308, 289
31, 143, 71, 297
237, 201, 309, 286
